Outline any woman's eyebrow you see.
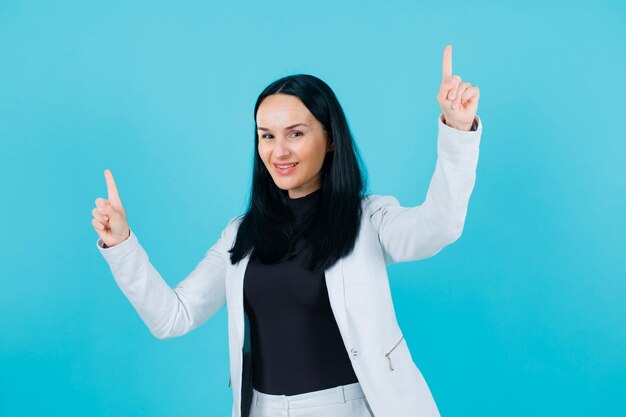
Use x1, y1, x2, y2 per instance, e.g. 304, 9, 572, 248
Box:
257, 123, 309, 131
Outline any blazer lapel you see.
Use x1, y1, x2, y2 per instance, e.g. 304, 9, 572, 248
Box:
228, 255, 250, 350
324, 257, 351, 344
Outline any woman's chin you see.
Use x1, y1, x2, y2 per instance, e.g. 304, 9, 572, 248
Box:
273, 180, 298, 191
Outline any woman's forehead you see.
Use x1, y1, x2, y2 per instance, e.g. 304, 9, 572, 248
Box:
256, 94, 313, 127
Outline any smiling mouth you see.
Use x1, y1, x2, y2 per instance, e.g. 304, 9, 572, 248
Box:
274, 162, 299, 174
275, 163, 298, 169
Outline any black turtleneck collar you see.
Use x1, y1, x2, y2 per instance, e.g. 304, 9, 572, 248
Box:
286, 187, 322, 219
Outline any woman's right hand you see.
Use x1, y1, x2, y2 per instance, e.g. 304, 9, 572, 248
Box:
436, 44, 480, 131
92, 169, 130, 247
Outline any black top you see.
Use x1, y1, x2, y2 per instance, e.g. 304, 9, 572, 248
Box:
243, 188, 358, 395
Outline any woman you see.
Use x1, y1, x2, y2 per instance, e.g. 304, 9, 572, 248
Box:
92, 44, 482, 417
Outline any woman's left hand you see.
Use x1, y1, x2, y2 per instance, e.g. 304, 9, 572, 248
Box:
436, 44, 480, 131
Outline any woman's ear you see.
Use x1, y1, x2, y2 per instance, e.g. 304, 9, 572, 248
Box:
324, 130, 334, 152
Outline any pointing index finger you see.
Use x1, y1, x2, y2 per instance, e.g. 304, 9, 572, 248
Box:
442, 44, 452, 81
104, 169, 120, 203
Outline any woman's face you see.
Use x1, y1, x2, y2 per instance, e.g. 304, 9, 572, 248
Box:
256, 94, 333, 199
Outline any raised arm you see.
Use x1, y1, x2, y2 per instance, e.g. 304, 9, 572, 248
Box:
368, 44, 482, 264
92, 169, 240, 339
369, 117, 481, 264
97, 219, 236, 339
96, 217, 239, 339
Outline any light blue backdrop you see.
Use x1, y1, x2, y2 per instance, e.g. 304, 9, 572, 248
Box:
1, 1, 624, 416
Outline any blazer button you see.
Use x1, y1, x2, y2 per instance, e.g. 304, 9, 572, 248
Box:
350, 348, 359, 358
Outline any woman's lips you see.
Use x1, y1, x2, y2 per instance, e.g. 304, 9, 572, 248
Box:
274, 162, 298, 175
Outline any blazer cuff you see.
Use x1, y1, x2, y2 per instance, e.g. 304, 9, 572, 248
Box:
437, 114, 482, 162
96, 229, 139, 265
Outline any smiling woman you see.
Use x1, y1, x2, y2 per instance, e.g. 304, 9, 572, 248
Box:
229, 74, 366, 273
256, 94, 334, 199
94, 46, 483, 417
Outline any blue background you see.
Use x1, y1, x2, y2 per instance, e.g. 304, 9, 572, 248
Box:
1, 1, 625, 416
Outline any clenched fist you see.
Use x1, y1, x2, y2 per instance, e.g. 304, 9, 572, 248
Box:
437, 44, 480, 131
92, 169, 130, 248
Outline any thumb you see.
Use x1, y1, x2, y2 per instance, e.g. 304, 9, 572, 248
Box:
102, 199, 130, 239
104, 199, 126, 222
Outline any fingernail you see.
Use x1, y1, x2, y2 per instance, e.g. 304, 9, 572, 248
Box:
451, 102, 456, 110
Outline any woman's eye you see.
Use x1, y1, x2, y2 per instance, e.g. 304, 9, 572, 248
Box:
261, 134, 273, 139
290, 131, 302, 138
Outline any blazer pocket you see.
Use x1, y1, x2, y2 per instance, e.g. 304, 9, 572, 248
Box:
384, 334, 404, 372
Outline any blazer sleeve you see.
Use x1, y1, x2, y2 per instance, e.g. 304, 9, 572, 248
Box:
368, 114, 482, 265
95, 216, 241, 339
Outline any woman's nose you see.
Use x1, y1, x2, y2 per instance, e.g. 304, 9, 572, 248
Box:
273, 138, 291, 158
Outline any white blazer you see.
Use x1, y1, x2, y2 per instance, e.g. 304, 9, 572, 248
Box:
97, 114, 482, 417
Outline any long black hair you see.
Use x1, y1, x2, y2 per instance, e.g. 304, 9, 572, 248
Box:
228, 74, 367, 272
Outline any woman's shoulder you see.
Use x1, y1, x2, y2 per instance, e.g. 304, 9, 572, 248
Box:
215, 214, 245, 245
361, 193, 401, 216
225, 214, 245, 231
